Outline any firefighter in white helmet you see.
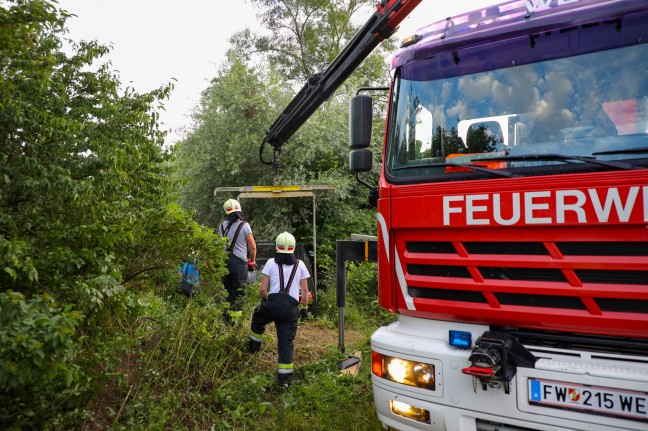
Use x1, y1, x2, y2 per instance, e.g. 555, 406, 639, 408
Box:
217, 198, 257, 324
248, 231, 310, 387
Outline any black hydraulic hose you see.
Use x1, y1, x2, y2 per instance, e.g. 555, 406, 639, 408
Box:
259, 140, 272, 165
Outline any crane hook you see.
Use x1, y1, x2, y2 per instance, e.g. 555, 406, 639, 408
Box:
272, 148, 282, 180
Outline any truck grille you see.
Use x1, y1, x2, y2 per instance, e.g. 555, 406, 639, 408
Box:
399, 235, 648, 338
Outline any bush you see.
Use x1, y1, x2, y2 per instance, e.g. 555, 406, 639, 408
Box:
0, 291, 88, 428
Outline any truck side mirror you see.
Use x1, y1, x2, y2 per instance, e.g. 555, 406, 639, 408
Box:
349, 94, 373, 148
349, 148, 372, 172
349, 93, 376, 208
349, 94, 373, 172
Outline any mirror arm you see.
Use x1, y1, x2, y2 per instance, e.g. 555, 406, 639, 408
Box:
356, 172, 379, 207
355, 172, 375, 190
356, 86, 389, 96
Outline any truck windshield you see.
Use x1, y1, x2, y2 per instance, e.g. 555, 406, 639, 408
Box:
385, 42, 648, 181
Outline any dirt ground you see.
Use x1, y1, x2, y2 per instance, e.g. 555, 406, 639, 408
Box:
250, 318, 367, 372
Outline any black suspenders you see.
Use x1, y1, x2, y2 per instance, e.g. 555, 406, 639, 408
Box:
220, 221, 247, 253
277, 260, 300, 294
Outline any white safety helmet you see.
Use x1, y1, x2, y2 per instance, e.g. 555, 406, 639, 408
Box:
275, 232, 296, 254
223, 198, 241, 215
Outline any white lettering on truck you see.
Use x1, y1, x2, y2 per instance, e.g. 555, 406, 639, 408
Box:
525, 0, 579, 13
494, 193, 520, 225
442, 186, 647, 226
589, 187, 639, 223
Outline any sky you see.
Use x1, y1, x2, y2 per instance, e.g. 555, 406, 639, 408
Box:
56, 0, 497, 144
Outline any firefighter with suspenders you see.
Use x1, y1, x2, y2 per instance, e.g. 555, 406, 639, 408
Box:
248, 232, 310, 387
218, 198, 257, 324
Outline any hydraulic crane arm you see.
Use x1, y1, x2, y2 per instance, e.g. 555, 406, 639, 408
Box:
259, 0, 422, 166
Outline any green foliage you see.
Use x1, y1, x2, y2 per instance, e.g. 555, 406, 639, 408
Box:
315, 261, 392, 333
87, 286, 382, 431
99, 294, 248, 430
1, 0, 168, 305
0, 291, 87, 427
173, 58, 284, 226
0, 0, 227, 427
0, 291, 81, 391
1, 0, 400, 429
273, 367, 381, 431
175, 0, 390, 295
347, 262, 377, 298
229, 0, 393, 84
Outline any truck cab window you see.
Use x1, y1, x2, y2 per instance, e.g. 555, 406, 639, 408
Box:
386, 41, 648, 182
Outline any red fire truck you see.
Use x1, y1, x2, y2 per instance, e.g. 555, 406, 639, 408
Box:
262, 1, 648, 430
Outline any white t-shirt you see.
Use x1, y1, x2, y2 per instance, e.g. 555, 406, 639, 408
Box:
262, 258, 310, 302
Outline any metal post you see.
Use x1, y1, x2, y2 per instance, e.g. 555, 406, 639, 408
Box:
336, 239, 378, 353
312, 194, 318, 309
336, 241, 347, 352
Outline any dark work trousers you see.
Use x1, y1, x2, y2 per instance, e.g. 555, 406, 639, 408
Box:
249, 293, 299, 385
223, 253, 248, 318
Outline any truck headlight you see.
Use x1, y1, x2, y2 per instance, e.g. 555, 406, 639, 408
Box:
390, 400, 430, 423
372, 351, 435, 390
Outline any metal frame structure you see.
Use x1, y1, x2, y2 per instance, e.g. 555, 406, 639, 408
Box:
214, 185, 335, 301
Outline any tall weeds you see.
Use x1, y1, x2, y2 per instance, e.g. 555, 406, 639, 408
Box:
81, 264, 386, 430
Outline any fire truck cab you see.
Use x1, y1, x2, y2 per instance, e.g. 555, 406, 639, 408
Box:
348, 1, 648, 430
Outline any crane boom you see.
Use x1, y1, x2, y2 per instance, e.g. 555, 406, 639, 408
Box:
259, 0, 422, 165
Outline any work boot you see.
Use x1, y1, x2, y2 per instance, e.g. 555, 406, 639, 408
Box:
298, 308, 309, 321
277, 372, 293, 388
248, 338, 262, 353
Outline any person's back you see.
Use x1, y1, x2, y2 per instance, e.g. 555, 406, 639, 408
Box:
248, 232, 310, 387
179, 261, 199, 297
218, 198, 257, 324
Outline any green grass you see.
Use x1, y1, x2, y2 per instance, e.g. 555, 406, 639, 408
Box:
81, 272, 388, 431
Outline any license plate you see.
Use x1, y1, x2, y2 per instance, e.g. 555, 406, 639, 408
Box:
528, 378, 648, 423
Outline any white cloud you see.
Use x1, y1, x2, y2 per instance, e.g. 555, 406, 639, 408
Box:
57, 0, 497, 144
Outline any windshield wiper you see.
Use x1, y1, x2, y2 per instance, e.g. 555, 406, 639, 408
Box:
392, 162, 518, 178
593, 146, 648, 156
475, 153, 643, 171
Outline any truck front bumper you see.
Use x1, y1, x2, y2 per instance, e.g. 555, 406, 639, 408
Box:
371, 316, 648, 431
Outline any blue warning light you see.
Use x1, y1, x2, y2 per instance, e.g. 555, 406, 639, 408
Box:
449, 330, 472, 348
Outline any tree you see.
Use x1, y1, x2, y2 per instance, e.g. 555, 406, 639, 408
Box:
229, 0, 377, 82
0, 1, 226, 426
175, 0, 392, 260
173, 57, 285, 225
